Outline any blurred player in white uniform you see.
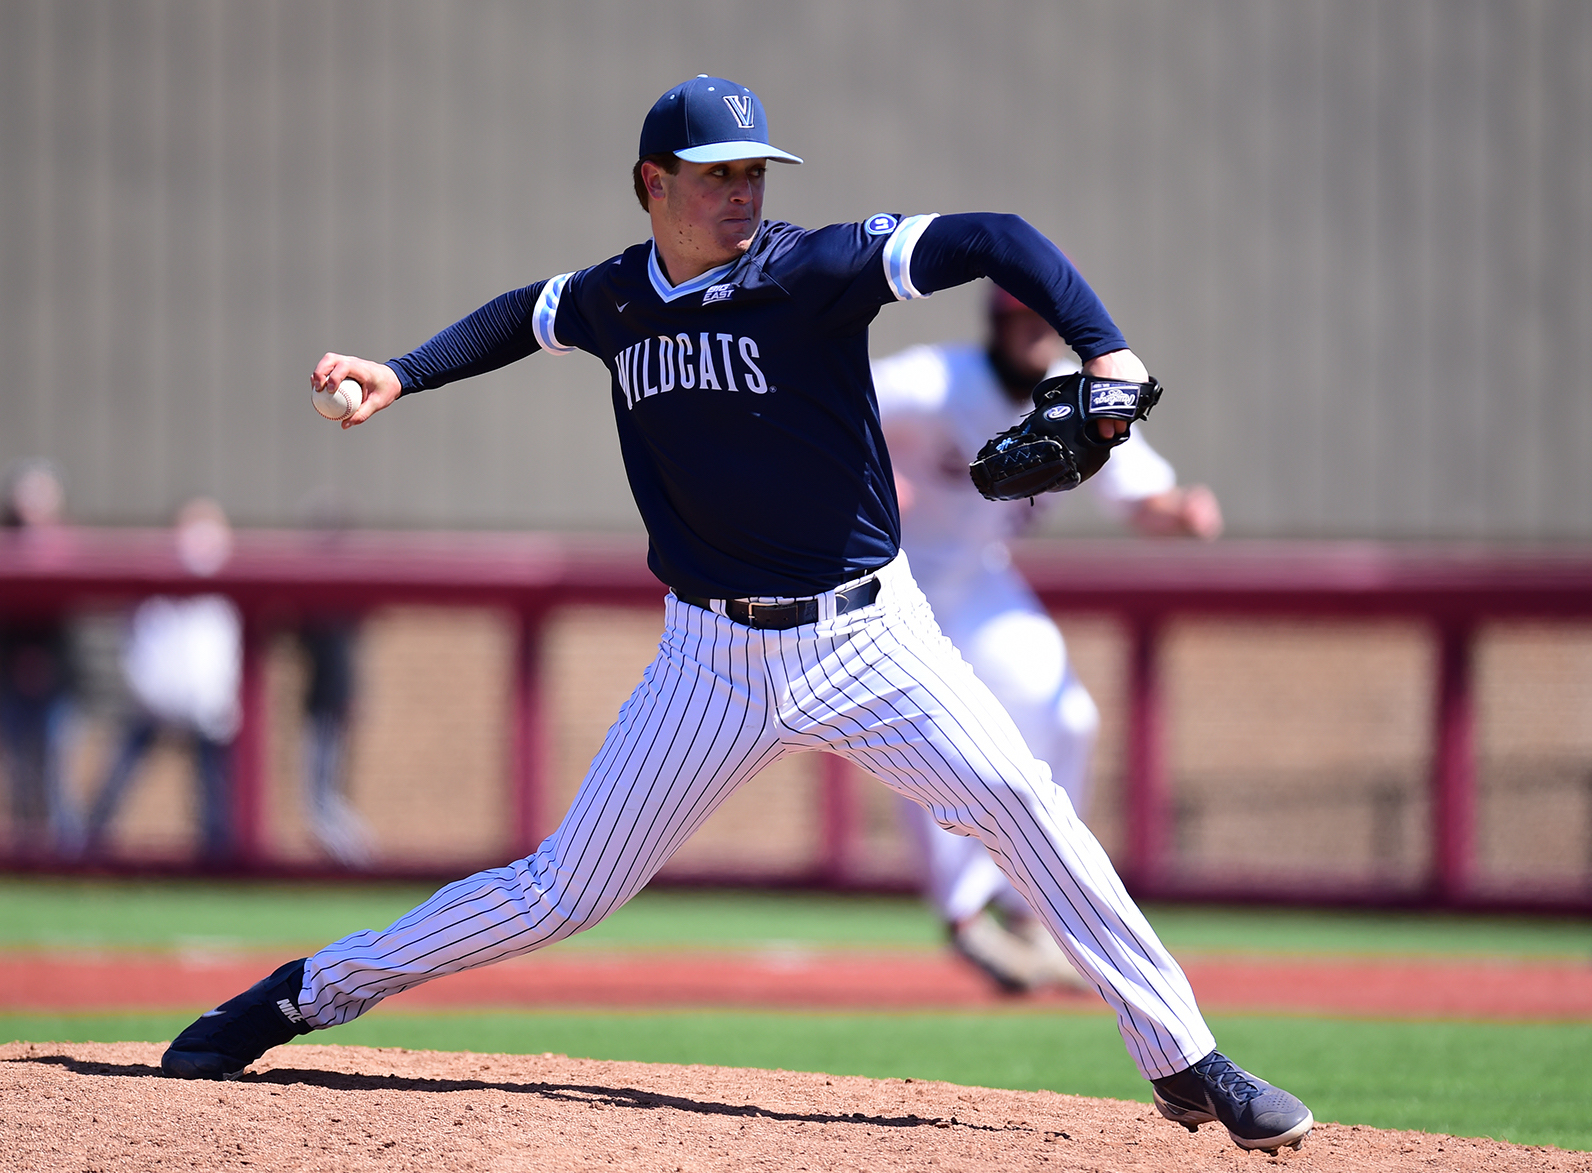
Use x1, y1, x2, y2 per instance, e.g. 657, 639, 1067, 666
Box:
80, 499, 242, 860
873, 286, 1221, 990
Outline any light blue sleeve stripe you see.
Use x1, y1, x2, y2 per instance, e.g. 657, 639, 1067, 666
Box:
532, 273, 576, 355
882, 213, 940, 301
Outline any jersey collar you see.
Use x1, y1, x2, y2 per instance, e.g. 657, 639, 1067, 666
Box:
646, 244, 737, 303
641, 225, 792, 305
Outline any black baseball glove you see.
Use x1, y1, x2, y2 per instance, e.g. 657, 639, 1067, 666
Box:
968, 372, 1163, 501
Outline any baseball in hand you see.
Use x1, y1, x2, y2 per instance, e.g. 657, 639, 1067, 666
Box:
312, 378, 364, 421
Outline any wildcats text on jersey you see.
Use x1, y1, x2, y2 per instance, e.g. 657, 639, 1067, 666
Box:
614, 332, 770, 408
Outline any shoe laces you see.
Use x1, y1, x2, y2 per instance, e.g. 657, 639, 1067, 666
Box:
1193, 1052, 1263, 1104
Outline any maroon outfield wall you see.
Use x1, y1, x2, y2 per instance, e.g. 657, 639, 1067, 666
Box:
3, 527, 1591, 912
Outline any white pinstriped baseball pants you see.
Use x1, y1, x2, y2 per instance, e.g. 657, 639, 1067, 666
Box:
300, 553, 1215, 1080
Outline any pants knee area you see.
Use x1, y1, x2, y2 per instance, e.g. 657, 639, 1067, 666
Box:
941, 775, 1059, 830
510, 861, 616, 940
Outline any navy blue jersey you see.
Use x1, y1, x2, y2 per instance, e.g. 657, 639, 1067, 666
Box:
389, 212, 1126, 599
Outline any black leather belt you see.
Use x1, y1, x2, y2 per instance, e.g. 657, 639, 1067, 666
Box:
674, 576, 881, 630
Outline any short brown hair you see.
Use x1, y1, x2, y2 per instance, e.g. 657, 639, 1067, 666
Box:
632, 153, 681, 211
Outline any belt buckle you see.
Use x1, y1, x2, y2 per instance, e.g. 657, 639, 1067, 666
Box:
744, 600, 797, 629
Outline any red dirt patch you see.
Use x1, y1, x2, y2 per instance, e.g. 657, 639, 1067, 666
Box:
3, 948, 1590, 1019
3, 1040, 1584, 1173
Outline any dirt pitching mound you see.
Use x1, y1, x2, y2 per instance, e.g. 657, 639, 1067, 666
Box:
0, 1041, 1580, 1172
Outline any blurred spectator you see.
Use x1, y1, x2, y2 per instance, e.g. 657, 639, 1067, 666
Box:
0, 459, 79, 853
299, 616, 373, 866
294, 491, 374, 867
80, 499, 241, 860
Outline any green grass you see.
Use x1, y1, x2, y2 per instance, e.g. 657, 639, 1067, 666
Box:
6, 1008, 1588, 1151
0, 878, 442, 952
0, 878, 945, 952
2, 876, 1588, 958
1142, 904, 1592, 960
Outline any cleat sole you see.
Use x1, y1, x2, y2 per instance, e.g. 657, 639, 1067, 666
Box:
1230, 1118, 1314, 1153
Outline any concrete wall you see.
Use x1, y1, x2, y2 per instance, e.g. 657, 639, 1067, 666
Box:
2, 0, 1589, 538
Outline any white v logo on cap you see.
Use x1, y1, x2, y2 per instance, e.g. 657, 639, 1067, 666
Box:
639, 76, 802, 165
723, 94, 755, 129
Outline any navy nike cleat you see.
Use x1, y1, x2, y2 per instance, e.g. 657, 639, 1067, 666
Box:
1151, 1050, 1314, 1153
161, 958, 315, 1079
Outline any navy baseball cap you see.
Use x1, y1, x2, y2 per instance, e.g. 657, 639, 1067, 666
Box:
639, 76, 803, 165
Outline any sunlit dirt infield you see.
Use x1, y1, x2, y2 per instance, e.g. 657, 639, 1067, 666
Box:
3, 1040, 1584, 1172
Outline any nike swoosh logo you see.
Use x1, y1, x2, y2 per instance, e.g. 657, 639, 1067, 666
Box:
201, 1009, 225, 1017
616, 301, 630, 313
